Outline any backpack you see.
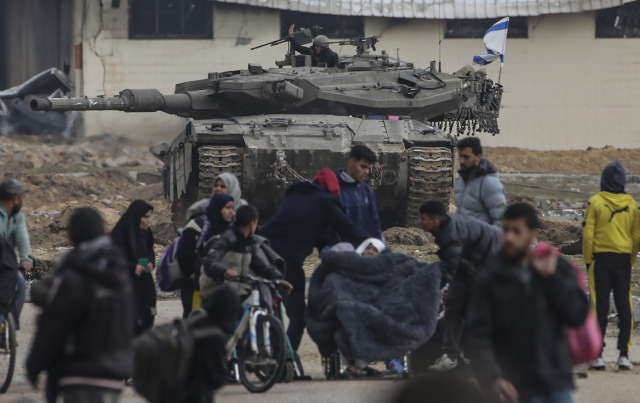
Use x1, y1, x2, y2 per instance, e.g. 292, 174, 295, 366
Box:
157, 216, 210, 291
132, 312, 225, 403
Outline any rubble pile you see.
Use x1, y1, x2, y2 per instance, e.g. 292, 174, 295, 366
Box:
0, 135, 162, 173
485, 145, 640, 174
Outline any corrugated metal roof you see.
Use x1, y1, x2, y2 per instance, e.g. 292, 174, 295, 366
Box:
211, 0, 636, 19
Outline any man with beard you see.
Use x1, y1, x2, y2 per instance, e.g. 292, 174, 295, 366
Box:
0, 179, 32, 330
466, 203, 589, 403
455, 137, 506, 226
418, 200, 502, 372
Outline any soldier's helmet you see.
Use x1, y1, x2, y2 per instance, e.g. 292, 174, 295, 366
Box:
312, 35, 330, 48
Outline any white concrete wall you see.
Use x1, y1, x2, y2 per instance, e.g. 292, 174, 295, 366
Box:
80, 3, 640, 150
366, 13, 640, 150
81, 1, 280, 142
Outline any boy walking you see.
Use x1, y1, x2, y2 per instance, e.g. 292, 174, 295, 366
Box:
583, 161, 640, 370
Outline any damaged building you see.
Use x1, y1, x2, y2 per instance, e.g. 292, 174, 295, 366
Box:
0, 0, 639, 149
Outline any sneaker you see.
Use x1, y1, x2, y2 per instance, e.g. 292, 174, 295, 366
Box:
428, 354, 458, 372
590, 357, 606, 371
618, 356, 633, 371
386, 359, 404, 375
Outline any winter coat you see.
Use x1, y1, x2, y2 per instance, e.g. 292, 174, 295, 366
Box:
335, 168, 383, 243
434, 213, 502, 286
258, 181, 370, 290
0, 206, 32, 264
201, 228, 285, 297
26, 237, 135, 390
0, 235, 19, 318
466, 254, 590, 401
583, 161, 640, 265
454, 158, 506, 226
291, 40, 340, 67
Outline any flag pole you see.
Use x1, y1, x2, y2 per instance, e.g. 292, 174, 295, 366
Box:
498, 18, 508, 85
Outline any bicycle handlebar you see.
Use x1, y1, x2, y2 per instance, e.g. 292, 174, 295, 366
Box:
234, 274, 292, 292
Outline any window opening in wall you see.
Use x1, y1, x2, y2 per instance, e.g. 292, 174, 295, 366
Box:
280, 11, 364, 39
129, 0, 212, 39
596, 2, 640, 38
445, 17, 528, 39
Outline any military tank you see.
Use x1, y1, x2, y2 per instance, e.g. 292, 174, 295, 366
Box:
31, 30, 503, 227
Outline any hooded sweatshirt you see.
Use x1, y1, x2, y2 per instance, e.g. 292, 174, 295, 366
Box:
27, 236, 135, 389
455, 158, 506, 226
583, 161, 640, 265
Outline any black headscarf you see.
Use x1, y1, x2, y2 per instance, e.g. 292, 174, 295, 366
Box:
601, 161, 626, 194
205, 194, 234, 236
110, 199, 155, 263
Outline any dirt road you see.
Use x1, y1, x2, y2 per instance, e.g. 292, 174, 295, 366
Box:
5, 301, 639, 403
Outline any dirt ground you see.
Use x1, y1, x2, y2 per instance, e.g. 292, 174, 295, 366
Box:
484, 146, 640, 174
4, 301, 639, 403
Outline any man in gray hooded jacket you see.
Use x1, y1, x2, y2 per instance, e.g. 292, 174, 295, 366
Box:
454, 137, 506, 226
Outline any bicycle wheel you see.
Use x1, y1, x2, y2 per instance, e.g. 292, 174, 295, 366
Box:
237, 314, 286, 393
0, 314, 17, 393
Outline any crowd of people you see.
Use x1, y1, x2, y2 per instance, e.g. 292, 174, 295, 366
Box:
0, 136, 635, 403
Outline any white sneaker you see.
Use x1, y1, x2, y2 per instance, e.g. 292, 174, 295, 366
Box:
590, 357, 605, 371
428, 354, 458, 372
618, 356, 633, 371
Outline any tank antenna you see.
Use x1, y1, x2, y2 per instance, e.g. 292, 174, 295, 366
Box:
438, 1, 443, 72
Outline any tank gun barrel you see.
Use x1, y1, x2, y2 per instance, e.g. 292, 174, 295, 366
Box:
30, 89, 191, 112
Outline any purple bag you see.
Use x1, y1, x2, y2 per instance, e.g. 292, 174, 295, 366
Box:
157, 216, 209, 291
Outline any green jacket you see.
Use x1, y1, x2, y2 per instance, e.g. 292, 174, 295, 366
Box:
0, 206, 32, 264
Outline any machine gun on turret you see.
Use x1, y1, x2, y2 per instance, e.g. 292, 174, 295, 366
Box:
327, 36, 379, 56
251, 26, 323, 68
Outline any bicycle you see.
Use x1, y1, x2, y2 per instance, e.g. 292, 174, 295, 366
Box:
0, 313, 17, 393
226, 275, 290, 393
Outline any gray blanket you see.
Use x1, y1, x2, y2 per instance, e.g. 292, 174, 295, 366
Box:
306, 250, 441, 362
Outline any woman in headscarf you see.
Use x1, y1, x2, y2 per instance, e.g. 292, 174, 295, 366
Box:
110, 200, 156, 334
185, 173, 247, 221
176, 193, 234, 315
213, 173, 247, 212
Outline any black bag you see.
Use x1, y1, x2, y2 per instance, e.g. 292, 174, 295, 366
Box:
132, 312, 225, 403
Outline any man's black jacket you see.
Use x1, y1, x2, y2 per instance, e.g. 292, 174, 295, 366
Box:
27, 237, 135, 385
434, 213, 502, 286
258, 182, 369, 289
466, 254, 590, 401
291, 40, 340, 67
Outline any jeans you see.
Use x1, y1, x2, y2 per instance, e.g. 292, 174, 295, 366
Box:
282, 288, 306, 352
527, 388, 574, 403
10, 271, 25, 330
62, 387, 121, 403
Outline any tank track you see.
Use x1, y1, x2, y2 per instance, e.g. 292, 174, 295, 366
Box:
197, 146, 243, 200
406, 147, 454, 227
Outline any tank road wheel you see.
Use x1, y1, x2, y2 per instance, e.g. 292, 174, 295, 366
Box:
406, 147, 454, 227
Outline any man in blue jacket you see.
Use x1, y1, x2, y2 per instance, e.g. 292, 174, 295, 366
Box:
334, 145, 382, 244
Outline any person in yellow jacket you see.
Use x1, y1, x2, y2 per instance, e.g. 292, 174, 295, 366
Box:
583, 161, 640, 371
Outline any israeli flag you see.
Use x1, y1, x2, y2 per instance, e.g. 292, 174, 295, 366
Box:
473, 17, 509, 66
